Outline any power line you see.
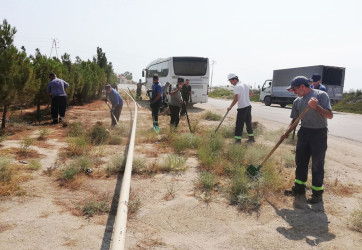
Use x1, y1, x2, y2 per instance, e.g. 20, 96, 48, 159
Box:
49, 38, 59, 58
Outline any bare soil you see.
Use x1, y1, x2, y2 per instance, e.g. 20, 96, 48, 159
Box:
0, 99, 361, 250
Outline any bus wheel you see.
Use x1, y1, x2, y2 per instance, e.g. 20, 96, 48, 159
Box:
280, 103, 286, 108
264, 96, 272, 106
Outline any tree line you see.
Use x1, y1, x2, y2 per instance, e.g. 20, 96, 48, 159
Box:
0, 19, 118, 129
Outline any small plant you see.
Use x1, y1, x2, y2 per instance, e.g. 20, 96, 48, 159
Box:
38, 128, 49, 140
68, 122, 85, 137
172, 134, 192, 153
20, 136, 34, 152
66, 136, 90, 156
349, 206, 362, 232
164, 180, 181, 201
132, 157, 146, 174
202, 111, 222, 121
28, 160, 42, 171
106, 155, 125, 177
82, 199, 109, 217
89, 122, 110, 145
160, 154, 186, 172
198, 172, 216, 192
0, 157, 12, 183
128, 191, 141, 218
108, 135, 122, 145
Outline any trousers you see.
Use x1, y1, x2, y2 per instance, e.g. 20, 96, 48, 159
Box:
235, 105, 253, 139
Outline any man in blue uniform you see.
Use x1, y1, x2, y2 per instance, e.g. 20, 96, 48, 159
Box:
309, 73, 327, 92
47, 72, 69, 124
150, 74, 162, 133
283, 76, 333, 204
105, 84, 123, 127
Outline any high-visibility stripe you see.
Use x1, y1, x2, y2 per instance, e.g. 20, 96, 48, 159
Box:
295, 179, 306, 185
234, 136, 242, 139
312, 185, 324, 191
247, 134, 254, 136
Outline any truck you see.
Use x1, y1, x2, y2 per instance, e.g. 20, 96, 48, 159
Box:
259, 65, 345, 107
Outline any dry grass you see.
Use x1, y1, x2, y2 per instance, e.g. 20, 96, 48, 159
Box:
349, 205, 362, 232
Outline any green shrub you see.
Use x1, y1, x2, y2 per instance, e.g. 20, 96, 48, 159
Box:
82, 200, 109, 217
202, 111, 222, 121
20, 136, 34, 152
349, 206, 362, 232
89, 123, 110, 145
106, 155, 125, 176
198, 172, 216, 192
208, 88, 234, 99
38, 128, 49, 140
160, 154, 187, 172
172, 133, 192, 153
225, 144, 247, 165
68, 122, 85, 137
0, 157, 12, 183
132, 157, 146, 174
109, 135, 122, 145
67, 136, 90, 156
28, 160, 42, 171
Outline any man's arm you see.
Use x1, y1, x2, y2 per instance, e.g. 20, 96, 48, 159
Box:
249, 89, 254, 96
227, 94, 239, 111
308, 97, 333, 119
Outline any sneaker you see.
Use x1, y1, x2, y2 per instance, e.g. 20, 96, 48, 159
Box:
155, 126, 160, 134
284, 186, 306, 196
307, 194, 322, 204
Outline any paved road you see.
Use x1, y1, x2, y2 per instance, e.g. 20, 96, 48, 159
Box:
197, 98, 362, 143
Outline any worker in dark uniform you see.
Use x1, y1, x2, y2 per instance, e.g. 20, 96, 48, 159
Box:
150, 74, 162, 133
283, 76, 333, 204
105, 84, 123, 127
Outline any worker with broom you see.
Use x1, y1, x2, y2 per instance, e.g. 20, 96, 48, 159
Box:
105, 84, 123, 127
226, 73, 255, 144
283, 76, 333, 204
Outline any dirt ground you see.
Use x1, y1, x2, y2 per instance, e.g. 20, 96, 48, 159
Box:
0, 98, 361, 250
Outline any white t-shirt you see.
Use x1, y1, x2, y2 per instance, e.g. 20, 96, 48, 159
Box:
233, 82, 251, 109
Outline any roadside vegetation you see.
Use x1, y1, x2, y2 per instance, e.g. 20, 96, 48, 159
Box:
333, 89, 362, 114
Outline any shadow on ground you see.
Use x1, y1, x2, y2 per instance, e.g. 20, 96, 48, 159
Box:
267, 197, 335, 246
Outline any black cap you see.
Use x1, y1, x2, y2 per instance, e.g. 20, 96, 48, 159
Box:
310, 73, 321, 82
105, 84, 111, 90
177, 78, 184, 83
286, 76, 310, 90
49, 72, 56, 78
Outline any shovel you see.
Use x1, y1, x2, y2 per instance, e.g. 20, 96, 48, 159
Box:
183, 102, 192, 133
213, 110, 229, 135
246, 106, 310, 177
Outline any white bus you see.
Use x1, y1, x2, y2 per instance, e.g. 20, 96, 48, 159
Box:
142, 56, 210, 104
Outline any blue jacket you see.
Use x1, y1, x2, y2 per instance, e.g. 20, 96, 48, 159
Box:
47, 78, 69, 97
152, 82, 163, 104
109, 89, 123, 107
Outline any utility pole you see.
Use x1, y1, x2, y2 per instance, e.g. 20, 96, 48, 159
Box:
210, 60, 216, 92
49, 38, 59, 58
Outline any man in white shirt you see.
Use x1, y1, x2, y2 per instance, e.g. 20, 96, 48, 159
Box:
227, 73, 255, 144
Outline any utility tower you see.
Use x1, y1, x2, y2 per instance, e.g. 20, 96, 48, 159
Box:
49, 38, 59, 58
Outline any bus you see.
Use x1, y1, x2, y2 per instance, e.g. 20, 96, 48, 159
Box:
142, 56, 210, 104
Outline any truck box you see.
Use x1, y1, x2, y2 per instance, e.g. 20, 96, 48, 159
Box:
260, 65, 345, 107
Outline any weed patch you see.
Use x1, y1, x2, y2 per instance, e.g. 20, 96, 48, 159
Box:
160, 154, 187, 172
202, 111, 222, 121
106, 155, 125, 177
89, 122, 110, 145
349, 205, 362, 232
38, 128, 49, 140
28, 160, 42, 171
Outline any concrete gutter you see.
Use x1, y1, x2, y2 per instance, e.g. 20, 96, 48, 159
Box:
110, 92, 138, 250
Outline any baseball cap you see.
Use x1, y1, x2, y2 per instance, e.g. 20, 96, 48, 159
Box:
310, 73, 321, 82
286, 76, 310, 90
227, 73, 238, 80
153, 74, 159, 80
177, 77, 184, 83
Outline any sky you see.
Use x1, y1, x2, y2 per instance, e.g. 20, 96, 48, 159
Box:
1, 0, 361, 91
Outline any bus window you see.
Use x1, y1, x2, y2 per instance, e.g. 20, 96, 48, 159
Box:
173, 57, 207, 76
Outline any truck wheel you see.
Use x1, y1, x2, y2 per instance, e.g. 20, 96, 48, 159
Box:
280, 103, 286, 108
264, 96, 272, 106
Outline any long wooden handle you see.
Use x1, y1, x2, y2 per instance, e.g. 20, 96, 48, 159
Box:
260, 106, 310, 166
214, 110, 229, 134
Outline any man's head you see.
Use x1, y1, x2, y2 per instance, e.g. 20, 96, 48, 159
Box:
309, 73, 322, 87
185, 79, 190, 86
105, 84, 112, 93
139, 79, 142, 83
49, 72, 56, 80
177, 77, 184, 87
153, 74, 159, 83
227, 73, 238, 85
287, 76, 311, 97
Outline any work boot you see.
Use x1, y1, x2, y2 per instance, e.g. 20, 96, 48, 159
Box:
235, 139, 242, 144
284, 184, 306, 196
247, 136, 255, 143
51, 119, 58, 125
307, 194, 323, 204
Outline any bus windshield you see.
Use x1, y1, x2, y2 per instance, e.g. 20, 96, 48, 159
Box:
173, 57, 208, 76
